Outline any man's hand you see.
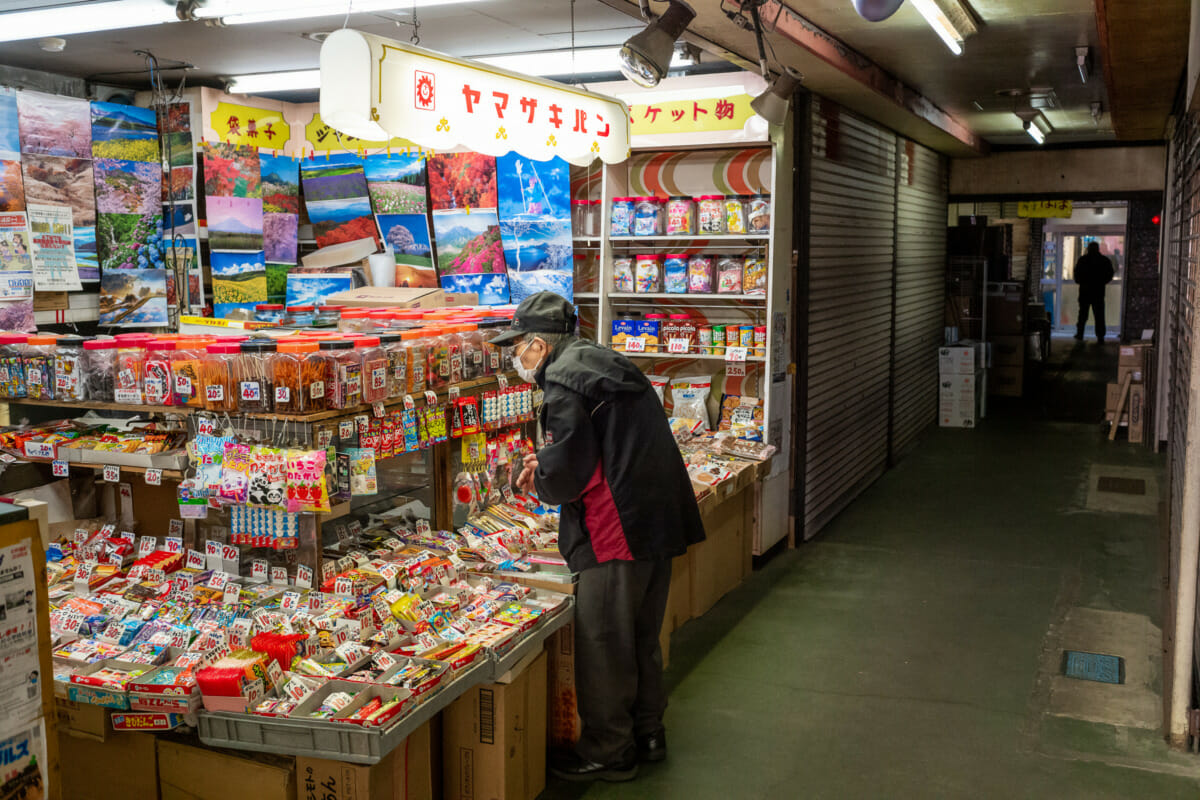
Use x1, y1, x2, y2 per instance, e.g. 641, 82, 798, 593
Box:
516, 453, 539, 494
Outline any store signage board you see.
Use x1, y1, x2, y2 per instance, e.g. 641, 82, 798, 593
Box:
207, 100, 291, 149
304, 111, 421, 154
320, 30, 631, 166
1018, 200, 1073, 218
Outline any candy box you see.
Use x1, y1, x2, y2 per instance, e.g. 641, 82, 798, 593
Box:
111, 711, 187, 731
633, 320, 660, 350
334, 684, 416, 727
68, 658, 149, 709
610, 318, 636, 350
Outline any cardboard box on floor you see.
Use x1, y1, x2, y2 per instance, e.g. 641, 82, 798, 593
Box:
296, 721, 434, 800
444, 651, 547, 800
158, 737, 296, 800
58, 728, 159, 800
986, 282, 1025, 335
690, 484, 748, 619
1119, 342, 1152, 369
1129, 384, 1146, 443
56, 696, 110, 741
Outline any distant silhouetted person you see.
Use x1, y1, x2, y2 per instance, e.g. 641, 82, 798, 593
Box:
1074, 242, 1115, 342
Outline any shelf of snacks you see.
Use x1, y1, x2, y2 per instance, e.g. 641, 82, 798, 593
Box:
608, 234, 770, 243
608, 292, 767, 303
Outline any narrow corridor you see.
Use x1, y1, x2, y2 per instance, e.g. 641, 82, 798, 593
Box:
547, 413, 1200, 799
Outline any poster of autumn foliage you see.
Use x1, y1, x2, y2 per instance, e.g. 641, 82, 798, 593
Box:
427, 152, 497, 211
0, 161, 26, 212
202, 142, 261, 198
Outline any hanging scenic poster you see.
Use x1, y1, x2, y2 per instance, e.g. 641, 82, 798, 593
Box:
301, 156, 378, 248
17, 91, 91, 158
211, 250, 267, 318
427, 152, 497, 211
90, 101, 160, 162
363, 152, 427, 214
21, 155, 95, 227
99, 268, 168, 326
0, 88, 18, 160
203, 142, 261, 198
0, 160, 25, 212
496, 153, 573, 302
377, 213, 435, 287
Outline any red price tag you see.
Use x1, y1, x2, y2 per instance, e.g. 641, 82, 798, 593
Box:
51, 460, 68, 477
205, 385, 224, 402
251, 559, 269, 580
164, 536, 183, 553
103, 464, 120, 483
334, 576, 353, 595
145, 468, 162, 486
221, 544, 239, 562
270, 566, 288, 585
275, 386, 290, 404
624, 336, 646, 353
668, 338, 690, 354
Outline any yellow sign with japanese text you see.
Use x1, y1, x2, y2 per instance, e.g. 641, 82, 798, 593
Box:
304, 113, 423, 154
1018, 200, 1073, 218
629, 94, 757, 136
207, 101, 290, 149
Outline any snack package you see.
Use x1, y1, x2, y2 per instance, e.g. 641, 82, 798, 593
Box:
219, 442, 253, 504
647, 374, 669, 405
670, 376, 712, 430
247, 446, 288, 508
286, 449, 331, 513
719, 394, 764, 441
612, 257, 634, 292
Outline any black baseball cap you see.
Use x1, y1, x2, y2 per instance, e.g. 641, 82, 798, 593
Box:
490, 291, 577, 346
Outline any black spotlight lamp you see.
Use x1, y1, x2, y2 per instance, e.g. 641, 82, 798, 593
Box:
619, 0, 696, 88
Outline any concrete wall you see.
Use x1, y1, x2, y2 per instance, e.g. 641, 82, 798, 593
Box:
949, 146, 1167, 197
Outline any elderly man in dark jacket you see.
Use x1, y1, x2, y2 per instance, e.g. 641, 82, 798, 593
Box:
492, 291, 705, 783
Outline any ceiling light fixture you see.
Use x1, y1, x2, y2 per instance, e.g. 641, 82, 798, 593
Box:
0, 0, 179, 43
1015, 110, 1050, 145
751, 68, 802, 126
476, 47, 633, 77
227, 69, 321, 94
619, 0, 696, 88
194, 0, 477, 27
1076, 46, 1091, 84
850, 0, 905, 22
908, 0, 975, 56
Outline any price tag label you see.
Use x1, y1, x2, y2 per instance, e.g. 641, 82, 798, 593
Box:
73, 528, 90, 546
497, 372, 509, 389
240, 381, 261, 402
374, 650, 398, 670
424, 391, 438, 406
265, 658, 283, 688
373, 401, 385, 418
355, 414, 370, 435
320, 561, 336, 583
221, 543, 239, 563
144, 468, 162, 486
23, 441, 53, 459
335, 524, 350, 544
223, 583, 241, 605
117, 530, 135, 544
197, 417, 216, 435
164, 536, 183, 554
417, 632, 438, 651
209, 571, 229, 589
725, 346, 748, 378
339, 420, 355, 440
205, 539, 221, 557
296, 564, 313, 589
416, 518, 431, 535
270, 566, 288, 585
310, 380, 325, 399
251, 559, 269, 581
185, 549, 205, 570
624, 336, 646, 353
51, 459, 68, 477
668, 337, 690, 354
280, 591, 300, 610
403, 394, 416, 410
334, 576, 353, 596
316, 428, 334, 449
138, 536, 156, 556
174, 374, 192, 396
205, 384, 224, 402
103, 464, 120, 482
169, 519, 184, 537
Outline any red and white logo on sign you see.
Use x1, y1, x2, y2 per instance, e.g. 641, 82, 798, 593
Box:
415, 71, 435, 110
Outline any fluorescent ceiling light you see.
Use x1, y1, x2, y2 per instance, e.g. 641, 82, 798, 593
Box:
228, 69, 321, 94
908, 0, 966, 56
1023, 120, 1045, 145
195, 0, 477, 26
0, 0, 179, 43
475, 48, 666, 77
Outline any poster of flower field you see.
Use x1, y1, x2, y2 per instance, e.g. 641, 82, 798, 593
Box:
97, 212, 163, 271
93, 158, 160, 217
91, 101, 160, 163
364, 153, 427, 214
211, 251, 267, 317
431, 208, 508, 304
202, 142, 261, 198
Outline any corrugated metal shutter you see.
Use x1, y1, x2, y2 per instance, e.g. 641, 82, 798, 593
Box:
892, 139, 948, 460
803, 99, 896, 536
1165, 111, 1200, 696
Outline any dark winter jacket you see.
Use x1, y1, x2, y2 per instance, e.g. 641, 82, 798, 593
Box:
532, 338, 706, 572
1074, 252, 1115, 302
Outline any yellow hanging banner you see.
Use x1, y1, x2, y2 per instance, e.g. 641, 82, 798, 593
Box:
304, 112, 424, 154
1018, 200, 1073, 218
208, 101, 291, 148
628, 94, 757, 136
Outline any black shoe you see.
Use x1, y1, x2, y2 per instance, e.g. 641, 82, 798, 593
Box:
549, 751, 638, 783
637, 730, 667, 763
1073, 333, 1084, 341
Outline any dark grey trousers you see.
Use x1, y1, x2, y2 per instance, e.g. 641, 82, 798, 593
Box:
573, 557, 672, 765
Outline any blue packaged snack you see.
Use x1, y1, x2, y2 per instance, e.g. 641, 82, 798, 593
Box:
611, 198, 635, 236
633, 197, 662, 236
664, 254, 688, 294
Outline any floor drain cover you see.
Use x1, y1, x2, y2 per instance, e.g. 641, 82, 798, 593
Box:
1097, 476, 1146, 495
1062, 651, 1125, 684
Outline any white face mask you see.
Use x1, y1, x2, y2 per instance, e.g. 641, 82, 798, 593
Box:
515, 338, 543, 383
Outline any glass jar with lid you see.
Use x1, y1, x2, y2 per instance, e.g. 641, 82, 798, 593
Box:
143, 339, 176, 405
23, 335, 57, 401
357, 336, 389, 404
321, 340, 362, 409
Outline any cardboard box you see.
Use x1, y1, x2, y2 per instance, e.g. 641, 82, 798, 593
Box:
990, 336, 1025, 367
988, 365, 1023, 397
938, 346, 975, 375
1129, 384, 1146, 443
297, 721, 433, 800
940, 370, 984, 428
158, 738, 296, 800
58, 728, 158, 799
1118, 364, 1144, 386
324, 286, 474, 309
546, 623, 582, 749
56, 696, 111, 741
1106, 382, 1132, 425
1119, 343, 1152, 369
444, 651, 547, 800
986, 282, 1025, 334
690, 487, 747, 619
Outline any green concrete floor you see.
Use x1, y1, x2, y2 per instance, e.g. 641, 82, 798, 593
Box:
543, 341, 1200, 799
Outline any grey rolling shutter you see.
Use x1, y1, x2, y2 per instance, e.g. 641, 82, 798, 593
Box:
803, 99, 897, 537
892, 139, 949, 460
